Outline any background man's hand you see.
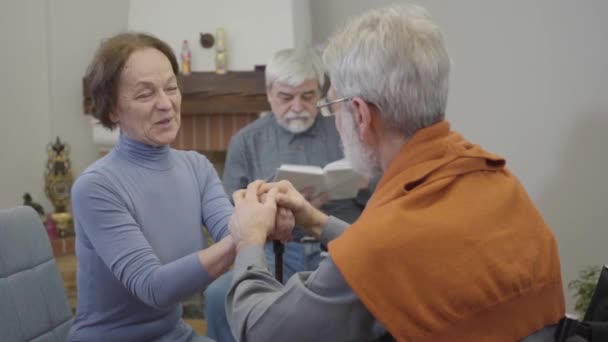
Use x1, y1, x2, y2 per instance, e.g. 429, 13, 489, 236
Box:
300, 186, 331, 209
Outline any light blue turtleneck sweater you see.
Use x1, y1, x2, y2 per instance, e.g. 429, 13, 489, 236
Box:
68, 134, 233, 341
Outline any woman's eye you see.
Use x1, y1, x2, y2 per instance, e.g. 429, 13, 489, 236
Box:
137, 93, 152, 99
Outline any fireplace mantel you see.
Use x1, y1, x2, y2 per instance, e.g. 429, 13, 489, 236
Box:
179, 71, 270, 115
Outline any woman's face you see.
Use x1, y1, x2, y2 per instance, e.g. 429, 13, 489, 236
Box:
110, 48, 181, 146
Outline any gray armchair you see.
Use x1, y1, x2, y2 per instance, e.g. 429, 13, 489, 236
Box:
0, 206, 72, 342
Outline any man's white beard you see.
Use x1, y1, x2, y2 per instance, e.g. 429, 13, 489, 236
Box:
277, 111, 315, 134
340, 109, 382, 178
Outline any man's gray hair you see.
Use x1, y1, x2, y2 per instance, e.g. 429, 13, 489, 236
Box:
265, 48, 326, 91
323, 5, 450, 138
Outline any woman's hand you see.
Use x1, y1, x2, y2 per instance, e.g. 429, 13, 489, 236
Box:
229, 180, 278, 251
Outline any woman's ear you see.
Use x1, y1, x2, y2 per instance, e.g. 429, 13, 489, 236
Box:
351, 97, 377, 145
109, 110, 119, 124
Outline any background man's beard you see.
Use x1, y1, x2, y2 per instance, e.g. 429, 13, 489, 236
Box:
340, 109, 382, 178
277, 111, 315, 133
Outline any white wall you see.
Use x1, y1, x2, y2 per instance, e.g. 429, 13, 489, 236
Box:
0, 0, 53, 210
292, 0, 313, 48
311, 0, 608, 312
0, 0, 129, 211
48, 0, 129, 177
128, 0, 308, 71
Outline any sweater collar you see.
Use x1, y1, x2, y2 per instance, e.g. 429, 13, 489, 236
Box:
371, 121, 505, 206
114, 133, 173, 170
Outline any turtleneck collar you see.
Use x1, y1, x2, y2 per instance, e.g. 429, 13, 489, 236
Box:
114, 133, 174, 170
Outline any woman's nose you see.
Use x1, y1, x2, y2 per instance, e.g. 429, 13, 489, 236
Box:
156, 91, 172, 110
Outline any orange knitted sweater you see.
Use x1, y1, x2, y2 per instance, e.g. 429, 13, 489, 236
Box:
330, 121, 564, 342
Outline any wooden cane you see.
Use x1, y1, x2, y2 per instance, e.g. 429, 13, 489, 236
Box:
273, 240, 284, 283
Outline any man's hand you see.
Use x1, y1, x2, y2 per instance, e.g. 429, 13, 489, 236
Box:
259, 192, 295, 243
230, 180, 278, 251
260, 180, 329, 238
269, 207, 294, 243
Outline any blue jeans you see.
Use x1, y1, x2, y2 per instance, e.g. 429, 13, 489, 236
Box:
203, 241, 321, 342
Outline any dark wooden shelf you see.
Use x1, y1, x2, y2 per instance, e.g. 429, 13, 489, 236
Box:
179, 71, 270, 114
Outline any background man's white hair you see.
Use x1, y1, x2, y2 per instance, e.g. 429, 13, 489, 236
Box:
265, 48, 326, 90
323, 4, 451, 138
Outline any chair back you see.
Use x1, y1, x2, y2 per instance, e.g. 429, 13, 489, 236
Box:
0, 206, 72, 342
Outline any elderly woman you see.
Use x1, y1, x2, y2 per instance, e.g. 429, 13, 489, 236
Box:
69, 33, 240, 341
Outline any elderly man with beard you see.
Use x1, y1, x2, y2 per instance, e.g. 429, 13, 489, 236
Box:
225, 5, 565, 342
203, 48, 372, 342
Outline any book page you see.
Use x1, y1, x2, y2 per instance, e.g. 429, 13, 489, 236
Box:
274, 164, 325, 194
278, 164, 324, 175
323, 158, 352, 172
275, 160, 364, 200
324, 168, 364, 200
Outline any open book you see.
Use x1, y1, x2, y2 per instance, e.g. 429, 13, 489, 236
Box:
274, 159, 365, 200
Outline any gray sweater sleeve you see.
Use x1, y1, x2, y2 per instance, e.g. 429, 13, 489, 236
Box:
226, 217, 385, 341
222, 134, 250, 197
71, 172, 213, 310
195, 153, 233, 242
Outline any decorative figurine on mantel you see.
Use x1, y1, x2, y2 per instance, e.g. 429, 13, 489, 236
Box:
199, 32, 215, 49
44, 136, 74, 237
180, 40, 192, 75
215, 27, 227, 74
23, 192, 45, 220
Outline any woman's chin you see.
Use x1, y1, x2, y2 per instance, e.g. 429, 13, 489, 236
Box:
149, 130, 179, 146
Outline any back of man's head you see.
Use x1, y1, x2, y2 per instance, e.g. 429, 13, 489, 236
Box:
323, 5, 450, 138
265, 48, 325, 91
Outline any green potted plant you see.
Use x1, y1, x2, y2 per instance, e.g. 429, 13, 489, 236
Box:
568, 265, 602, 317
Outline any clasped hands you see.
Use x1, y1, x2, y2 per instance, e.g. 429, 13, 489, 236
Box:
229, 180, 330, 252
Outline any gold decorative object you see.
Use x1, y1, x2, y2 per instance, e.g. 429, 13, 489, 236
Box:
52, 212, 73, 238
215, 27, 227, 75
44, 137, 74, 237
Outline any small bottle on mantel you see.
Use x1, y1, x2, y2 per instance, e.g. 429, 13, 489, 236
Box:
180, 40, 192, 75
215, 27, 227, 74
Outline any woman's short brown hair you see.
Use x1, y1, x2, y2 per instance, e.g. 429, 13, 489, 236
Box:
85, 32, 179, 130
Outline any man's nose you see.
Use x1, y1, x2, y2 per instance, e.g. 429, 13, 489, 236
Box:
291, 96, 304, 112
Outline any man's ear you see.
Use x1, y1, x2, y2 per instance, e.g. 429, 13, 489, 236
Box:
351, 97, 378, 145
